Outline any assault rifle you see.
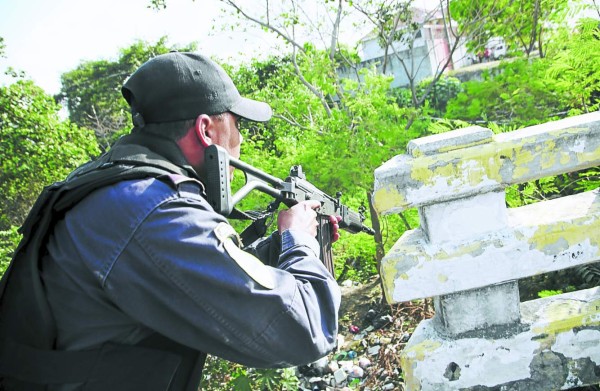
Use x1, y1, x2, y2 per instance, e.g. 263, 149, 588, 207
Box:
204, 144, 375, 274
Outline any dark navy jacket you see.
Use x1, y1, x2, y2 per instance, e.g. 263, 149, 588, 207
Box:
41, 172, 340, 376
0, 133, 340, 390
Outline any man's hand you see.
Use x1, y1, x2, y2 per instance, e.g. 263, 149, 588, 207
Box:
277, 200, 342, 243
277, 200, 321, 237
329, 215, 342, 242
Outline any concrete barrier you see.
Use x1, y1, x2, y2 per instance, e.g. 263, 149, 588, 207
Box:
373, 112, 600, 390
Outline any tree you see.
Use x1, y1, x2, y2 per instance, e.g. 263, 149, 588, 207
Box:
351, 0, 470, 115
450, 0, 573, 58
57, 37, 197, 151
225, 50, 425, 286
445, 58, 565, 126
546, 17, 600, 114
0, 80, 99, 231
216, 0, 359, 119
148, 1, 426, 268
445, 12, 600, 125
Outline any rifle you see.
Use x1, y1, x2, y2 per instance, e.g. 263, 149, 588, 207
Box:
204, 144, 375, 274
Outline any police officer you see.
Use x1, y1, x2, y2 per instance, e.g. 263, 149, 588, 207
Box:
0, 52, 341, 390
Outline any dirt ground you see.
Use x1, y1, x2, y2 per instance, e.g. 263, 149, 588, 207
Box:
331, 276, 433, 390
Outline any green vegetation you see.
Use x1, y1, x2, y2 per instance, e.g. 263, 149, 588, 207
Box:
1, 1, 599, 389
537, 289, 563, 299
450, 0, 572, 58
0, 80, 100, 231
446, 58, 566, 126
57, 37, 197, 150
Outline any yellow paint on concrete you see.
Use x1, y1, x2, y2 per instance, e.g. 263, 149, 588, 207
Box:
540, 143, 558, 171
576, 144, 600, 165
433, 241, 485, 260
400, 353, 421, 391
407, 143, 503, 189
438, 274, 448, 283
372, 186, 408, 214
528, 219, 600, 255
380, 258, 401, 301
512, 146, 536, 178
383, 232, 488, 268
375, 127, 600, 213
403, 339, 443, 361
401, 338, 443, 391
410, 148, 424, 158
533, 298, 600, 336
436, 138, 493, 154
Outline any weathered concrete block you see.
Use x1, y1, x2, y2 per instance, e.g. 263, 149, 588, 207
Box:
420, 191, 507, 243
373, 111, 600, 215
380, 189, 600, 303
376, 113, 600, 391
433, 281, 521, 337
401, 287, 600, 391
407, 126, 493, 157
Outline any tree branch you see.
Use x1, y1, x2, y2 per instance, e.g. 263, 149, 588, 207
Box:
220, 0, 306, 53
290, 46, 332, 117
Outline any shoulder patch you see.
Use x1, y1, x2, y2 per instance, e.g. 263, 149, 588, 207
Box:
213, 222, 275, 290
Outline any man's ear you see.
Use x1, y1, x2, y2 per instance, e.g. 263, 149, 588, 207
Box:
194, 115, 213, 147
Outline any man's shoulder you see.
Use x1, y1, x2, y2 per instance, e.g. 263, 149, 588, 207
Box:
78, 177, 178, 215
70, 175, 210, 228
108, 176, 197, 200
109, 176, 174, 198
108, 176, 207, 208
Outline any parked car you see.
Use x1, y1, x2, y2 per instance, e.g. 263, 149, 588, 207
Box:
491, 43, 506, 60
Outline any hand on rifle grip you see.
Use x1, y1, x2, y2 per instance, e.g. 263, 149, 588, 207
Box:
277, 200, 321, 237
329, 215, 342, 243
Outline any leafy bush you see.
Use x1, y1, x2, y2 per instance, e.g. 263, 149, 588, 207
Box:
445, 58, 565, 126
416, 76, 463, 115
537, 289, 563, 298
577, 262, 600, 287
0, 80, 99, 230
0, 226, 20, 276
546, 18, 600, 114
201, 356, 298, 391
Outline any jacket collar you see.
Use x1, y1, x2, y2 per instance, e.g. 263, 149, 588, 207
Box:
108, 132, 201, 180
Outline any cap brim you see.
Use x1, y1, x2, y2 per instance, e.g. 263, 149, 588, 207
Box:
230, 97, 273, 122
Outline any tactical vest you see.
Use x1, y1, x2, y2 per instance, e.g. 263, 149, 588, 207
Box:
0, 134, 209, 391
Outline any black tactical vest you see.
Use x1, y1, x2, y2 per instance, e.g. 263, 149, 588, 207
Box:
0, 134, 208, 391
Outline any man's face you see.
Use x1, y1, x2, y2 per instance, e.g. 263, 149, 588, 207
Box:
210, 112, 244, 160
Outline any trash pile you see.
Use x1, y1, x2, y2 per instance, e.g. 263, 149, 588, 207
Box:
296, 278, 426, 391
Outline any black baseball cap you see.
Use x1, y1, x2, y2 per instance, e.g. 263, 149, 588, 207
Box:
121, 52, 272, 125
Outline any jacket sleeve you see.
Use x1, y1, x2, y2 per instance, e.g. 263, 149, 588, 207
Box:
243, 231, 281, 268
101, 194, 341, 368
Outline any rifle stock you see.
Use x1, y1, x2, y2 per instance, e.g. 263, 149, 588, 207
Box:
204, 144, 374, 274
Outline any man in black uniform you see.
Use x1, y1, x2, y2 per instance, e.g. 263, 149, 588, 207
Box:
0, 52, 341, 390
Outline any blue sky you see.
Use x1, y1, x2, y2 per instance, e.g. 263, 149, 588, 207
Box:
0, 0, 276, 94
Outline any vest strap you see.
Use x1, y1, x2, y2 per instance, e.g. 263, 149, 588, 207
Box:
0, 154, 207, 390
0, 338, 98, 383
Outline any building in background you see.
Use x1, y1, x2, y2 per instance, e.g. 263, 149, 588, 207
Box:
339, 6, 470, 89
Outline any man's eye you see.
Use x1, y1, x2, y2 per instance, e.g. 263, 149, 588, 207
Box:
237, 118, 249, 132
